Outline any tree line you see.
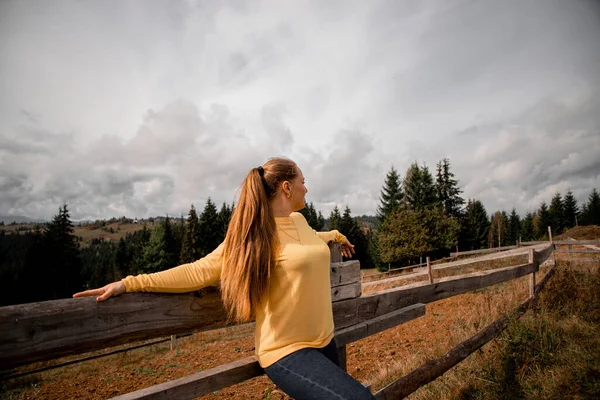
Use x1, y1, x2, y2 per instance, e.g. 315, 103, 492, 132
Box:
372, 158, 600, 270
1, 164, 599, 305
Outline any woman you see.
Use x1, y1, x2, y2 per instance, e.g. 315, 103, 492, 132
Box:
74, 157, 375, 400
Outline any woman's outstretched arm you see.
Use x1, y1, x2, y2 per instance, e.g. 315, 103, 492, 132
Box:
73, 243, 225, 302
314, 230, 355, 258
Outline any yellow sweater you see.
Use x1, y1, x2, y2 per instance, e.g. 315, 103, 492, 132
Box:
121, 212, 346, 367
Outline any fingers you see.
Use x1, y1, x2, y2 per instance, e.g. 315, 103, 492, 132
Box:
340, 244, 355, 258
73, 282, 125, 302
96, 288, 113, 302
73, 288, 105, 298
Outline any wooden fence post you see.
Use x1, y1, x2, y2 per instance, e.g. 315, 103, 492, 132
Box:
528, 249, 536, 299
568, 244, 572, 257
426, 257, 433, 284
170, 335, 178, 352
548, 226, 556, 266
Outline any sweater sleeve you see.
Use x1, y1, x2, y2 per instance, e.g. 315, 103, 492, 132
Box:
315, 230, 347, 244
121, 242, 224, 293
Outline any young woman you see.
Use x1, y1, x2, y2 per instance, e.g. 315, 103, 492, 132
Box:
74, 157, 375, 400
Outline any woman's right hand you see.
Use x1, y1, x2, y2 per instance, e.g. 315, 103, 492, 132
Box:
73, 281, 126, 302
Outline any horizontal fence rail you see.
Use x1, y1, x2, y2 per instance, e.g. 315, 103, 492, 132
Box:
0, 258, 360, 370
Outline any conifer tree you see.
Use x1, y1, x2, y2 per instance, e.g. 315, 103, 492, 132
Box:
180, 205, 200, 263
488, 211, 508, 248
581, 188, 600, 226
377, 166, 403, 222
507, 208, 521, 245
536, 202, 551, 239
549, 192, 565, 233
435, 158, 464, 218
198, 198, 221, 256
217, 202, 234, 243
459, 199, 490, 251
404, 162, 437, 210
563, 190, 579, 229
317, 211, 326, 231
43, 204, 82, 299
328, 206, 341, 230
521, 212, 535, 242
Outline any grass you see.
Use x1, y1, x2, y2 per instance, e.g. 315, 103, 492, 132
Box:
401, 260, 600, 400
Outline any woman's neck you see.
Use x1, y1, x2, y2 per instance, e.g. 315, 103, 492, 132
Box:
271, 196, 293, 218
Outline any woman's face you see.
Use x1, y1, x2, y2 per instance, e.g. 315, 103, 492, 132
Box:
289, 168, 308, 211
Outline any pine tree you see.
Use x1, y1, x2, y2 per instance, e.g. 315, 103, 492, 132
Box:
198, 198, 221, 256
488, 211, 508, 248
317, 211, 326, 231
507, 208, 521, 245
563, 190, 579, 229
217, 202, 234, 243
338, 206, 373, 268
42, 204, 82, 300
142, 223, 170, 273
435, 158, 464, 218
404, 162, 437, 210
581, 188, 600, 226
459, 199, 490, 251
377, 166, 403, 222
536, 202, 551, 239
162, 216, 179, 268
339, 206, 355, 237
328, 206, 341, 230
549, 192, 565, 233
521, 212, 535, 241
180, 205, 200, 263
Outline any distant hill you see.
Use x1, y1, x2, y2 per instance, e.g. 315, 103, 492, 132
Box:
0, 216, 46, 225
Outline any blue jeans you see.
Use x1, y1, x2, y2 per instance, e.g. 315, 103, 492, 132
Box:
264, 338, 375, 400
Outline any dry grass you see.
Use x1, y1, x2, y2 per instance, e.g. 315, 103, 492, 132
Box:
369, 258, 600, 400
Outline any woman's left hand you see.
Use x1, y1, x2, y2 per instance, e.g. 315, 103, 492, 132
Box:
340, 238, 355, 258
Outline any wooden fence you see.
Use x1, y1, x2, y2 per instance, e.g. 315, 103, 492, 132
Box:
0, 242, 558, 399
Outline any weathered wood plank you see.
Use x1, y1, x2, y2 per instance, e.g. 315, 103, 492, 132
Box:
450, 245, 517, 257
335, 304, 425, 347
554, 239, 600, 245
330, 261, 361, 287
0, 290, 227, 369
334, 263, 537, 330
111, 356, 262, 400
0, 259, 359, 370
535, 245, 554, 265
554, 250, 600, 254
109, 304, 425, 400
331, 282, 361, 302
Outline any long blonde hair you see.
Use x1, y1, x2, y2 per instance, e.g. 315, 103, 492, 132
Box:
221, 157, 299, 322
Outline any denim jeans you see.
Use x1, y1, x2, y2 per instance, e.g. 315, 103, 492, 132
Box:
264, 338, 375, 400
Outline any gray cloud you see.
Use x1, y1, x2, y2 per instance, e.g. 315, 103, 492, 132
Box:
0, 0, 599, 220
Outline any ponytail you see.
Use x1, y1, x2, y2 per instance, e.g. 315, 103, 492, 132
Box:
220, 157, 298, 322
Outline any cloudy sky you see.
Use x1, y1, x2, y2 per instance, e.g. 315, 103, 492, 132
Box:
1, 0, 599, 221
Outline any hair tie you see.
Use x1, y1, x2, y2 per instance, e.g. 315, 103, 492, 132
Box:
257, 166, 264, 176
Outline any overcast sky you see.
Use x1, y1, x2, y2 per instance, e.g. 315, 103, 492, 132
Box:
1, 0, 599, 221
